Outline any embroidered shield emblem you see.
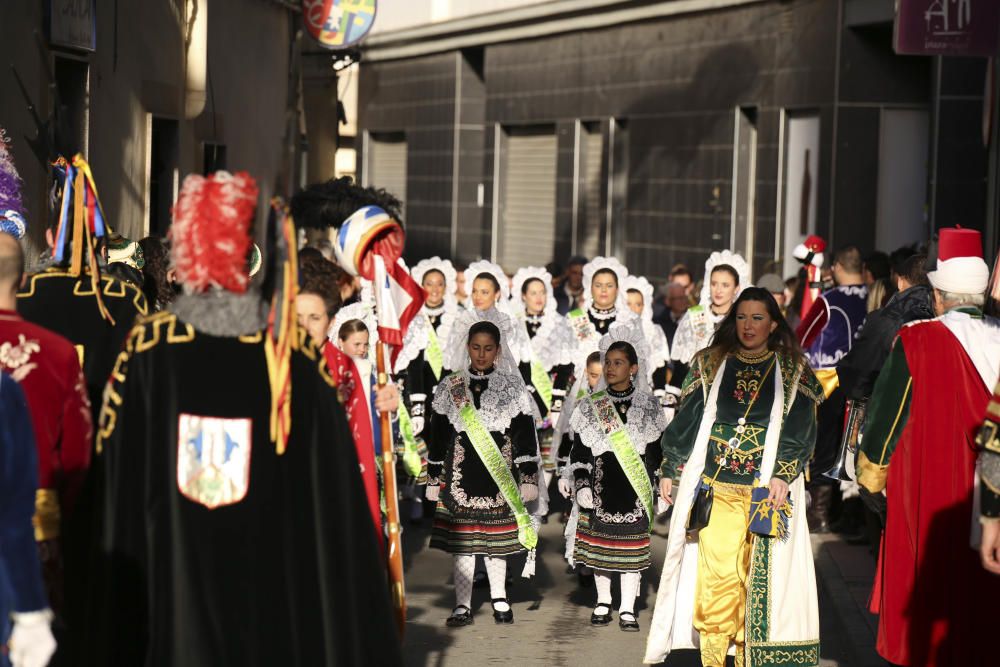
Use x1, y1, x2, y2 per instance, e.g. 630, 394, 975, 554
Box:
177, 414, 252, 509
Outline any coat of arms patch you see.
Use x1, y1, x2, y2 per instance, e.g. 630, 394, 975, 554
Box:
177, 414, 252, 509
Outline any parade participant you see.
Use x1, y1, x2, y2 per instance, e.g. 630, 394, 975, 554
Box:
670, 251, 750, 374
296, 256, 399, 548
796, 245, 868, 533
426, 309, 541, 627
624, 274, 673, 402
646, 287, 823, 667
0, 232, 92, 614
510, 266, 574, 485
555, 256, 587, 315
0, 127, 28, 241
568, 324, 666, 631
857, 227, 1000, 666
90, 171, 401, 665
137, 236, 176, 312
654, 281, 689, 350
976, 377, 1000, 574
396, 257, 459, 441
16, 154, 147, 421
1, 372, 58, 667
566, 256, 638, 372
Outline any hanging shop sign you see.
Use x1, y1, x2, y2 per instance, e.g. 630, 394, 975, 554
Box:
48, 0, 97, 52
895, 0, 1000, 57
302, 0, 377, 50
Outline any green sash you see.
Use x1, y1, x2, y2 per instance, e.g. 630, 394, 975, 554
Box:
425, 325, 443, 381
396, 403, 424, 479
446, 374, 538, 549
568, 307, 596, 343
588, 390, 654, 531
530, 360, 554, 411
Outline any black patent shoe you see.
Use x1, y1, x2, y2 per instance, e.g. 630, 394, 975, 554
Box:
446, 605, 474, 627
590, 604, 612, 626
619, 612, 639, 632
492, 598, 514, 624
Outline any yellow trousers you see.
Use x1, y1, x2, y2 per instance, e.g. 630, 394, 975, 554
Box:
694, 482, 753, 667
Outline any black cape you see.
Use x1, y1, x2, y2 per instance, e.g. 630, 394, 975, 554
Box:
88, 311, 401, 666
16, 267, 148, 420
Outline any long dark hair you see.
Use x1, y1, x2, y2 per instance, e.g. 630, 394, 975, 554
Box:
707, 287, 804, 367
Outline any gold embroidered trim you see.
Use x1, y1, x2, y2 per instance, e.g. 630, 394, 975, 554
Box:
878, 377, 912, 466
33, 489, 61, 541
702, 476, 754, 496
734, 349, 775, 364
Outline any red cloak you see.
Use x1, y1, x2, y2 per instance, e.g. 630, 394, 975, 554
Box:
873, 320, 1000, 666
322, 341, 384, 555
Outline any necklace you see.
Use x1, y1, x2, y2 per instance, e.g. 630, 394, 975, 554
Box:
735, 348, 774, 364
589, 305, 617, 321
607, 383, 634, 398
525, 312, 544, 324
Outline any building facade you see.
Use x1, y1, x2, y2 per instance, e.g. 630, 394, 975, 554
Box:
357, 0, 995, 280
1, 0, 307, 261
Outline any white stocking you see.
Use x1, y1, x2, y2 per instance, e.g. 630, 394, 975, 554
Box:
543, 469, 553, 488
594, 570, 613, 611
453, 554, 475, 610
484, 556, 509, 611
619, 571, 641, 616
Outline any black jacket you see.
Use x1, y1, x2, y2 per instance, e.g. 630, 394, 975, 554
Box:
836, 285, 934, 401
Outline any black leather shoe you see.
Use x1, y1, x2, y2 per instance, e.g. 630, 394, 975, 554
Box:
590, 604, 612, 626
619, 612, 639, 632
492, 598, 514, 624
446, 605, 474, 627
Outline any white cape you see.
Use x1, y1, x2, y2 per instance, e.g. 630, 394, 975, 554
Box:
644, 358, 820, 666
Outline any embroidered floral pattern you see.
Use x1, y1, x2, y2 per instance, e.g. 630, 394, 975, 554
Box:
448, 436, 512, 510
593, 456, 645, 524
0, 334, 40, 381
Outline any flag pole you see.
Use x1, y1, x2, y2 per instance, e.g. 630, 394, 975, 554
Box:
376, 340, 407, 636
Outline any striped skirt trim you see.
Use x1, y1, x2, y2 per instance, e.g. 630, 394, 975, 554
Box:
430, 504, 525, 556
574, 512, 651, 572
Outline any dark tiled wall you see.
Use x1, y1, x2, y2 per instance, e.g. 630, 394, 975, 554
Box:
358, 0, 982, 282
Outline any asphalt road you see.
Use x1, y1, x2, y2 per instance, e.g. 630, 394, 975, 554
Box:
398, 498, 869, 666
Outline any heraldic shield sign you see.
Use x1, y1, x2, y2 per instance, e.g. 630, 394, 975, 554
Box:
303, 0, 377, 50
177, 414, 252, 509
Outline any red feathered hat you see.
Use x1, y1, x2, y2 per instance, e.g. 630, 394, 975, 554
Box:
170, 171, 259, 294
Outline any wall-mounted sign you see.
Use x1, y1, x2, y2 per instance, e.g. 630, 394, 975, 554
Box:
303, 0, 377, 50
48, 0, 96, 52
895, 0, 1000, 57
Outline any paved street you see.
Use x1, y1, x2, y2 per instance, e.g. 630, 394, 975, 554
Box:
399, 498, 885, 666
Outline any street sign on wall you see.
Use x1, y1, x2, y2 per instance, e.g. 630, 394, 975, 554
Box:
303, 0, 377, 50
895, 0, 1000, 57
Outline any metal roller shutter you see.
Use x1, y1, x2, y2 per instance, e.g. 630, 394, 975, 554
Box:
580, 124, 603, 259
366, 133, 407, 218
499, 127, 557, 271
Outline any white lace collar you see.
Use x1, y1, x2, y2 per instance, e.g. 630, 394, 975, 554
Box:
431, 369, 534, 433
394, 303, 459, 373
518, 309, 574, 369
569, 387, 666, 456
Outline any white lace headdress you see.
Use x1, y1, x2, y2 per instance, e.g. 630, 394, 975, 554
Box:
412, 256, 458, 308
443, 306, 521, 377
510, 266, 554, 315
569, 320, 667, 457
699, 250, 752, 307
623, 274, 670, 378
597, 320, 651, 392
467, 259, 511, 303
329, 298, 379, 363
582, 256, 630, 313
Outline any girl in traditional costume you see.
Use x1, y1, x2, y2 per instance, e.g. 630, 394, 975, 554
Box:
670, 251, 750, 369
510, 266, 575, 487
624, 274, 675, 411
426, 309, 541, 627
644, 288, 823, 667
568, 323, 667, 632
394, 257, 460, 521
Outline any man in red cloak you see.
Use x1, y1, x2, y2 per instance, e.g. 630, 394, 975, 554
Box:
857, 227, 1000, 665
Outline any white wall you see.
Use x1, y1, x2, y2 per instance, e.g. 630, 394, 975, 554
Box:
371, 0, 549, 33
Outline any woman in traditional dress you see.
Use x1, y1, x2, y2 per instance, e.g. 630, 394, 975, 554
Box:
568, 323, 667, 632
394, 257, 460, 522
510, 267, 575, 489
644, 287, 823, 667
624, 274, 675, 409
567, 257, 638, 352
425, 309, 541, 627
670, 251, 750, 374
